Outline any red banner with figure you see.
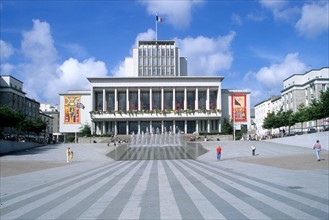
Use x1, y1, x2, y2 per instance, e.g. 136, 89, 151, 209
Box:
231, 94, 247, 122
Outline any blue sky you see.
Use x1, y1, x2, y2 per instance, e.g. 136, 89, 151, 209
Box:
1, 0, 328, 107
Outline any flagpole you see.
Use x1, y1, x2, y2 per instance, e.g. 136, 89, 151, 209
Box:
156, 15, 158, 41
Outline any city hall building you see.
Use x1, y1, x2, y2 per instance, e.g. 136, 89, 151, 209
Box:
60, 40, 250, 136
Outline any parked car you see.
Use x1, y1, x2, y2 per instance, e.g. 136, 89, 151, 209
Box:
307, 127, 317, 133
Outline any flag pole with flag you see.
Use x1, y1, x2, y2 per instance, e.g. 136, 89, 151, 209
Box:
155, 15, 163, 41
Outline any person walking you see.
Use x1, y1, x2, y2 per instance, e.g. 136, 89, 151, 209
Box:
251, 144, 256, 156
216, 146, 222, 160
66, 147, 71, 163
313, 140, 322, 161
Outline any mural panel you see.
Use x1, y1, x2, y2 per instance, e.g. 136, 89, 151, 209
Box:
64, 96, 81, 124
231, 94, 247, 122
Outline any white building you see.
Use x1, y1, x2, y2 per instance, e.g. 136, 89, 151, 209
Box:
254, 96, 281, 137
282, 67, 329, 112
59, 40, 251, 137
221, 89, 251, 131
255, 67, 329, 136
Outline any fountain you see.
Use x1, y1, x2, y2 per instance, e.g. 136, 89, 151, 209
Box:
107, 126, 208, 161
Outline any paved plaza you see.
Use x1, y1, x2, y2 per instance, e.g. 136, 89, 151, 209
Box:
0, 132, 328, 220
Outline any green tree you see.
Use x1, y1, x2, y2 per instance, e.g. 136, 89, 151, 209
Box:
79, 123, 91, 137
281, 109, 296, 135
295, 104, 309, 132
263, 112, 277, 136
0, 105, 20, 128
319, 89, 329, 118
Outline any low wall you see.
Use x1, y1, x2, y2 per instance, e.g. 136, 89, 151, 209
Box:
0, 140, 44, 155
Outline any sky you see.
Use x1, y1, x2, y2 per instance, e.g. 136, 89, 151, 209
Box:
0, 0, 328, 108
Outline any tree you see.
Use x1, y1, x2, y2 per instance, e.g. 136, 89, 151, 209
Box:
263, 112, 277, 136
281, 109, 296, 135
79, 123, 91, 137
319, 89, 329, 118
295, 104, 309, 132
0, 105, 20, 128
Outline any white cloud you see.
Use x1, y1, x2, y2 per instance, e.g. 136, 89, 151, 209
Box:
176, 31, 236, 76
259, 0, 300, 22
112, 61, 127, 77
134, 28, 156, 47
51, 58, 107, 96
253, 53, 307, 92
139, 0, 204, 29
14, 19, 108, 104
295, 2, 329, 38
0, 40, 14, 59
21, 19, 57, 63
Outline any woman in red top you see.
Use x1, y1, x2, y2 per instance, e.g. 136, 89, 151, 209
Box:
216, 146, 222, 160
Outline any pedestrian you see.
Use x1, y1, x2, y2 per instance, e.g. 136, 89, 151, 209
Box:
70, 150, 74, 162
313, 140, 322, 161
251, 144, 256, 156
66, 147, 71, 163
216, 146, 222, 160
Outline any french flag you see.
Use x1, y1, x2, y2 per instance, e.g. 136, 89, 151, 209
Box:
156, 15, 163, 23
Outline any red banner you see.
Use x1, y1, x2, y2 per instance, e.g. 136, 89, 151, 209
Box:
231, 94, 247, 122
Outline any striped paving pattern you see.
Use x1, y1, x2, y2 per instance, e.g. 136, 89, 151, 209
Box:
1, 159, 328, 220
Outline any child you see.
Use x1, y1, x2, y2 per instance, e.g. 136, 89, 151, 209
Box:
70, 150, 74, 162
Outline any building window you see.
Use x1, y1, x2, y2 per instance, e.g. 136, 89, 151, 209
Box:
152, 91, 161, 110
164, 91, 173, 110
129, 91, 138, 110
140, 121, 150, 134
118, 91, 126, 111
141, 91, 150, 110
106, 92, 115, 111
175, 91, 184, 110
117, 122, 127, 135
163, 121, 173, 133
187, 121, 196, 133
152, 121, 162, 134
175, 121, 184, 133
209, 91, 217, 110
129, 121, 138, 135
95, 92, 103, 111
187, 91, 195, 109
198, 91, 206, 109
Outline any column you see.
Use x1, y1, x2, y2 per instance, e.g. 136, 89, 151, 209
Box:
196, 119, 199, 133
195, 88, 198, 110
114, 121, 117, 136
184, 88, 187, 110
102, 121, 106, 134
161, 88, 164, 110
173, 88, 176, 110
216, 88, 220, 110
126, 88, 129, 111
114, 88, 118, 111
138, 88, 141, 111
206, 88, 210, 110
103, 89, 106, 111
150, 88, 152, 110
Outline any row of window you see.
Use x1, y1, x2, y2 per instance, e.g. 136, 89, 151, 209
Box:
95, 90, 218, 111
139, 57, 175, 66
138, 47, 175, 57
96, 119, 219, 135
